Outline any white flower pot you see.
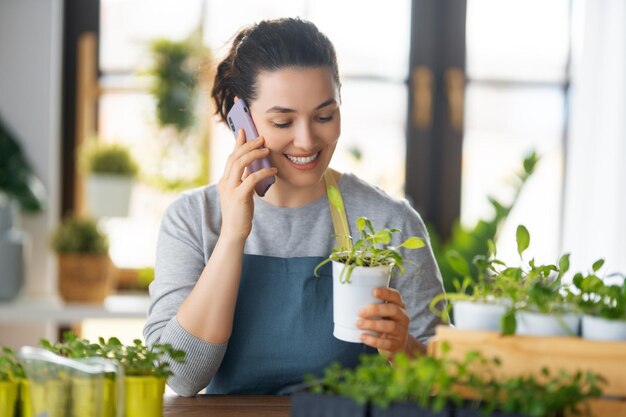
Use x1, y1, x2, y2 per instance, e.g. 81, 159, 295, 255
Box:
582, 315, 626, 341
332, 261, 391, 343
516, 310, 580, 336
87, 174, 134, 218
453, 300, 508, 331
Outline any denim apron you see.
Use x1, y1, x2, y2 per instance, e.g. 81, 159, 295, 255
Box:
205, 173, 376, 394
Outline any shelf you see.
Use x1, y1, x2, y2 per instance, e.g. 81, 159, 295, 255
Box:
0, 293, 150, 325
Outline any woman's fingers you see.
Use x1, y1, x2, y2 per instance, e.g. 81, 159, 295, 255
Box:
372, 288, 406, 308
226, 148, 271, 187
239, 167, 277, 194
223, 129, 265, 179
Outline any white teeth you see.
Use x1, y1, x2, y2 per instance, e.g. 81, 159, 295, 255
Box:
285, 152, 319, 165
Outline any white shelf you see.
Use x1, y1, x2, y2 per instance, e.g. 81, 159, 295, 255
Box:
0, 293, 150, 325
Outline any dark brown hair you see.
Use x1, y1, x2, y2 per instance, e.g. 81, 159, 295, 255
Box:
211, 17, 341, 123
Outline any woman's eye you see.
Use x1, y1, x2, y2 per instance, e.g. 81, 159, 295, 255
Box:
271, 122, 292, 129
319, 115, 334, 122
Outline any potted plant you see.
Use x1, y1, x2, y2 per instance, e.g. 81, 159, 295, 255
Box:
0, 115, 46, 301
80, 140, 138, 218
572, 260, 626, 341
0, 347, 22, 417
98, 337, 185, 417
314, 216, 425, 343
50, 216, 115, 303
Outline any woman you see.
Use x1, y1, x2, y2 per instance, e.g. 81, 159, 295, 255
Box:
144, 17, 445, 396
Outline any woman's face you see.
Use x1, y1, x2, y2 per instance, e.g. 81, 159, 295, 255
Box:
249, 67, 341, 189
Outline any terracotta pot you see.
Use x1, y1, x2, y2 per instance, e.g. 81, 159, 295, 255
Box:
58, 254, 115, 303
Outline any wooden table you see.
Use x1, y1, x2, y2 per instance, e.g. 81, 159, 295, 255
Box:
163, 395, 291, 417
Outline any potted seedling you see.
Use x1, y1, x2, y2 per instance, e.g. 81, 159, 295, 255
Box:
314, 216, 425, 343
40, 331, 120, 417
80, 140, 138, 218
572, 260, 626, 341
0, 347, 22, 417
50, 216, 115, 303
98, 337, 185, 417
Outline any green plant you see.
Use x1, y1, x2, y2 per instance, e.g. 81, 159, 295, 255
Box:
314, 216, 425, 284
430, 225, 572, 334
98, 337, 185, 378
572, 260, 626, 321
429, 151, 539, 294
50, 217, 109, 255
80, 141, 138, 177
40, 331, 101, 359
0, 114, 46, 213
0, 347, 25, 381
306, 343, 472, 411
486, 367, 604, 417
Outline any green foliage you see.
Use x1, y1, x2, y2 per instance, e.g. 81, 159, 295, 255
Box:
98, 337, 185, 378
147, 36, 208, 133
487, 368, 605, 417
429, 151, 539, 294
572, 260, 626, 321
0, 346, 25, 381
306, 346, 604, 416
40, 331, 101, 359
50, 217, 109, 255
80, 141, 138, 177
0, 114, 46, 213
40, 332, 185, 378
430, 225, 573, 334
314, 216, 425, 283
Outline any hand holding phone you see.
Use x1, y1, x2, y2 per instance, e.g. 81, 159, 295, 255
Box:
226, 99, 275, 197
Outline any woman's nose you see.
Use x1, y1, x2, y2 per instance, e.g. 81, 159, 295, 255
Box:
292, 121, 317, 151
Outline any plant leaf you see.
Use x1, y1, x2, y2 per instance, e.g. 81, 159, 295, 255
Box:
516, 225, 530, 258
400, 237, 425, 249
446, 251, 470, 277
592, 259, 605, 272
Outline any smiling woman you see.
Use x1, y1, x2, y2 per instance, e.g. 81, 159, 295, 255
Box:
143, 17, 446, 397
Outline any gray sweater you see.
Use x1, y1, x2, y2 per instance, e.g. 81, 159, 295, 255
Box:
144, 173, 445, 396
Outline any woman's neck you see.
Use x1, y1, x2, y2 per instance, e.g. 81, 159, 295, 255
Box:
260, 169, 341, 208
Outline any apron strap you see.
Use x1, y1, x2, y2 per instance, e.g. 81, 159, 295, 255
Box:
323, 170, 353, 250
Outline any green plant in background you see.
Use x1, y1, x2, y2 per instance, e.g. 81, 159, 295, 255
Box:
50, 217, 109, 255
0, 347, 25, 381
314, 216, 425, 284
98, 337, 185, 378
571, 260, 626, 320
429, 151, 539, 294
0, 114, 45, 213
80, 141, 138, 177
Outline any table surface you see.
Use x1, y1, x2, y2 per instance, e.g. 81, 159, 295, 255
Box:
163, 395, 291, 417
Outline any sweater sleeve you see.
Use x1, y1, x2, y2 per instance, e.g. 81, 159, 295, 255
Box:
143, 193, 227, 396
390, 200, 447, 345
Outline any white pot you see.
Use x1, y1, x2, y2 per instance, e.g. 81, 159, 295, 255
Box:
453, 300, 508, 331
87, 174, 134, 218
582, 315, 626, 341
332, 261, 391, 343
516, 310, 580, 336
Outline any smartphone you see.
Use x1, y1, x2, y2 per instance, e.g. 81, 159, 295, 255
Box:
226, 99, 275, 197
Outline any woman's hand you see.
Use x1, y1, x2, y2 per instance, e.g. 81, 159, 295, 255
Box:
356, 288, 411, 359
217, 128, 277, 243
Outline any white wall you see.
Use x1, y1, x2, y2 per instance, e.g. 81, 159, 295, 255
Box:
0, 0, 64, 346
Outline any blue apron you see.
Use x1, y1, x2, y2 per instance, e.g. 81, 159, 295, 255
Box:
205, 255, 376, 394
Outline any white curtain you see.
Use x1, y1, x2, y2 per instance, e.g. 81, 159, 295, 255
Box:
562, 0, 626, 276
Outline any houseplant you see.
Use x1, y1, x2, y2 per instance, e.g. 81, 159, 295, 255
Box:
80, 140, 138, 218
0, 114, 46, 301
314, 216, 425, 343
98, 336, 185, 417
50, 216, 115, 303
0, 347, 22, 417
572, 260, 626, 341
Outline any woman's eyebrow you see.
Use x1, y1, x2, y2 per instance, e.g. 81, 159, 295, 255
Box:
265, 98, 337, 114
